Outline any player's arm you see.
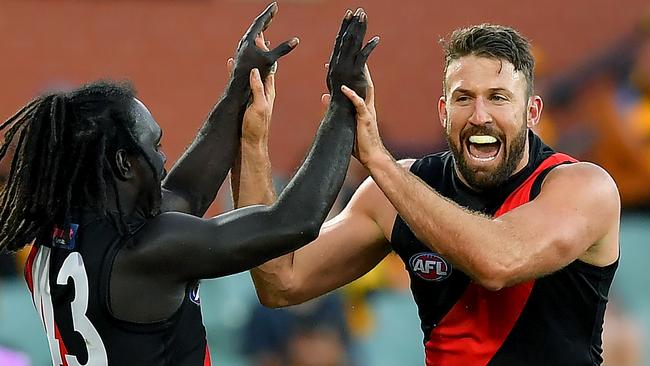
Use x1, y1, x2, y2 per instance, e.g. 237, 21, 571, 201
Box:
230, 35, 277, 209
120, 11, 380, 282
160, 3, 297, 216
251, 174, 394, 307
343, 86, 620, 291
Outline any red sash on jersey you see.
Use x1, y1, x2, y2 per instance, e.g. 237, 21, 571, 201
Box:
424, 153, 577, 366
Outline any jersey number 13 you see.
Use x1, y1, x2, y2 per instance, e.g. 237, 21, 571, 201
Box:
30, 247, 108, 366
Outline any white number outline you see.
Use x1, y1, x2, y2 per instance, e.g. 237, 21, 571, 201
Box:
32, 247, 108, 366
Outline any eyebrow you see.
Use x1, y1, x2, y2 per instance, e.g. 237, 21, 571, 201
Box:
451, 87, 513, 95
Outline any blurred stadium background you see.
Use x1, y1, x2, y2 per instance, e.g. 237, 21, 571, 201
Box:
0, 0, 649, 365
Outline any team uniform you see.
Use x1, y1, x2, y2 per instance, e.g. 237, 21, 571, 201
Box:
391, 132, 617, 365
24, 213, 211, 366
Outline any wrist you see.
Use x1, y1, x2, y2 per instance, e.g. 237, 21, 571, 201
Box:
241, 139, 270, 155
363, 147, 394, 174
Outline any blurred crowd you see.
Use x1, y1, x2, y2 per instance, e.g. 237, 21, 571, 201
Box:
1, 12, 650, 366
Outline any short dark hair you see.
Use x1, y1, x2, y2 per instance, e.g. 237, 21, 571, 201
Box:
0, 81, 141, 252
441, 24, 535, 97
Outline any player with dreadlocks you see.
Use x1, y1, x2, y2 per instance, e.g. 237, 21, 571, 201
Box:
0, 4, 378, 365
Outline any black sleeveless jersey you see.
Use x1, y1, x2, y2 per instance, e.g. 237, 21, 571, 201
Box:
25, 213, 211, 366
390, 132, 617, 366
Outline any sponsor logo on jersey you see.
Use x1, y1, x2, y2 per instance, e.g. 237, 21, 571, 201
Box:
409, 252, 452, 281
51, 224, 79, 250
189, 282, 201, 305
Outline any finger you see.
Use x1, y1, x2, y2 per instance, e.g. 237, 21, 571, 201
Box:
250, 68, 266, 104
363, 64, 375, 104
328, 9, 353, 66
351, 10, 368, 53
321, 93, 331, 107
341, 85, 368, 113
340, 9, 367, 59
246, 2, 278, 41
357, 36, 380, 67
255, 32, 268, 51
227, 58, 235, 76
269, 37, 299, 60
264, 73, 276, 104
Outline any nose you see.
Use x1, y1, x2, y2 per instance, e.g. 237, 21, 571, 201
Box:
468, 97, 492, 126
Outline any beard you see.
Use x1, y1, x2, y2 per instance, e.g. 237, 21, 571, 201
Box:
446, 118, 528, 191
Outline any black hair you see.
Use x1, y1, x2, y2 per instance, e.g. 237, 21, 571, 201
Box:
0, 81, 141, 251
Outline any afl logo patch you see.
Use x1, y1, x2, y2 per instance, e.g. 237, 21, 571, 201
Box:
409, 252, 452, 281
189, 283, 201, 305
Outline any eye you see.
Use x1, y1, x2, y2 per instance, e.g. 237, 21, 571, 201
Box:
490, 94, 508, 102
455, 95, 471, 103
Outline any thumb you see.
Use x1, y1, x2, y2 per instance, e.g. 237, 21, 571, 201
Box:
321, 93, 331, 107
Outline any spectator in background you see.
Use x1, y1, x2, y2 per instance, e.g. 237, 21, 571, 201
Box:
242, 295, 351, 366
540, 13, 650, 209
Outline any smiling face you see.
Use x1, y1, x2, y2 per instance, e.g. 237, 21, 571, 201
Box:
439, 55, 542, 190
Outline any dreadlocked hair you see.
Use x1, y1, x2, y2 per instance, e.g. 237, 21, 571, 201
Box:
0, 81, 141, 252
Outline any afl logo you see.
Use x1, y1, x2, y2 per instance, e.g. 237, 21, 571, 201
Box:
409, 252, 452, 281
189, 283, 201, 305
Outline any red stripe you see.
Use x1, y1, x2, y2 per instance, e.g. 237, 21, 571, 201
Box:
204, 344, 212, 366
424, 153, 577, 365
24, 245, 39, 293
425, 281, 534, 365
54, 322, 70, 366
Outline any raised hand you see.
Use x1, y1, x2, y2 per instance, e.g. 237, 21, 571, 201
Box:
341, 65, 387, 166
327, 8, 379, 101
232, 2, 299, 82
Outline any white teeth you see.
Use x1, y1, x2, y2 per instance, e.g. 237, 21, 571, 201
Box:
468, 135, 498, 144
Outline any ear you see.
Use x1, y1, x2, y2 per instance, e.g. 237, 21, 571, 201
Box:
114, 149, 134, 180
438, 96, 448, 129
526, 95, 543, 128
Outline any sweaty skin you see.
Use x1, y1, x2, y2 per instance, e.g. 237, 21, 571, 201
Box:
245, 58, 619, 306
109, 7, 379, 322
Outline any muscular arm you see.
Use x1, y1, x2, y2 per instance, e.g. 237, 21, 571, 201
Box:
251, 175, 394, 307
365, 153, 620, 290
341, 79, 621, 291
161, 3, 297, 215
233, 129, 396, 309
122, 11, 379, 280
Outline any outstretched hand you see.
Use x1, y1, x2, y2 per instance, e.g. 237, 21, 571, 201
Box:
232, 2, 299, 82
327, 8, 379, 101
340, 65, 387, 166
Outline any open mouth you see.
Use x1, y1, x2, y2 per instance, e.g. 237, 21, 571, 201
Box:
466, 135, 501, 162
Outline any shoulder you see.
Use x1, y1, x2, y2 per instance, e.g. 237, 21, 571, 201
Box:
538, 161, 621, 227
543, 162, 619, 202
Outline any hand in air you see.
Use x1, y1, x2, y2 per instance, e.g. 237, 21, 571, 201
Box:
326, 8, 379, 101
340, 65, 387, 166
232, 2, 299, 82
228, 32, 275, 145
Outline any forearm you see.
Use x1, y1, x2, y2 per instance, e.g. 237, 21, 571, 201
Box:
229, 139, 297, 304
163, 76, 250, 216
231, 141, 276, 208
365, 152, 520, 287
272, 101, 355, 225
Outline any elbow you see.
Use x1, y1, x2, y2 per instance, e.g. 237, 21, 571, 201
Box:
257, 292, 290, 308
254, 277, 306, 309
470, 262, 515, 292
